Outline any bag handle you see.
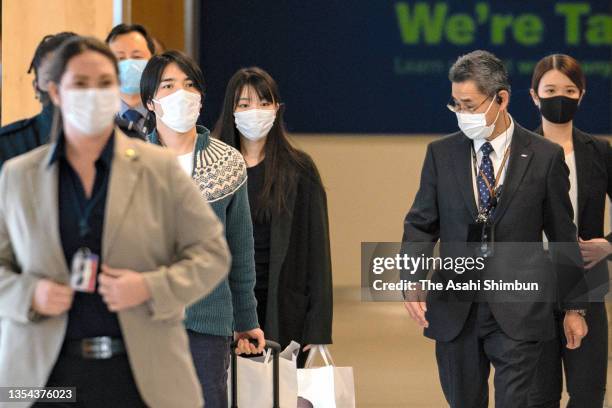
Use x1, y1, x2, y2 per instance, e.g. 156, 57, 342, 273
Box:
320, 345, 336, 366
263, 348, 273, 364
304, 345, 336, 368
230, 339, 281, 408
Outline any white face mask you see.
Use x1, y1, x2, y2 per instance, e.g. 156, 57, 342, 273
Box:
153, 89, 201, 133
455, 97, 500, 141
234, 109, 276, 141
61, 88, 120, 136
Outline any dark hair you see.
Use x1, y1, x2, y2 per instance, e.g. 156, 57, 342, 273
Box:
105, 23, 156, 55
449, 50, 510, 100
47, 36, 119, 84
140, 50, 206, 110
47, 36, 119, 140
28, 32, 78, 101
212, 67, 309, 221
531, 54, 586, 95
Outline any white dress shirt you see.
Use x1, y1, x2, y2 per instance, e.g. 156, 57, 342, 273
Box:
564, 151, 578, 226
471, 115, 515, 207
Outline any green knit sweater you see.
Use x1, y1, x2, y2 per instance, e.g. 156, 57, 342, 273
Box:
148, 126, 259, 335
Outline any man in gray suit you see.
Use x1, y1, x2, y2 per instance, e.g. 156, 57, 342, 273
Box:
402, 50, 588, 408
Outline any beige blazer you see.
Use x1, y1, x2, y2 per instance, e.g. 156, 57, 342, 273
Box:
0, 130, 230, 408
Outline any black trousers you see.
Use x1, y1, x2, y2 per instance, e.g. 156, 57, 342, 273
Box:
527, 302, 608, 408
435, 303, 543, 408
33, 353, 147, 408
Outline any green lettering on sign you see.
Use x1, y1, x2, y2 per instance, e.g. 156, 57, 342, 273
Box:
555, 3, 591, 45
396, 2, 448, 45
491, 14, 514, 45
514, 14, 543, 46
394, 1, 611, 47
446, 14, 475, 45
586, 15, 612, 45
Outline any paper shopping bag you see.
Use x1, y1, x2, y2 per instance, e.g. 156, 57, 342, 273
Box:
297, 345, 355, 408
228, 340, 300, 408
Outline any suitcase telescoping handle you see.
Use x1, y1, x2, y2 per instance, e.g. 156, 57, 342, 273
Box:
230, 338, 281, 408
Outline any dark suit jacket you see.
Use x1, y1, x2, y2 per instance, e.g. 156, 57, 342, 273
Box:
536, 126, 612, 301
263, 153, 333, 348
115, 112, 154, 141
0, 104, 53, 170
0, 105, 149, 171
403, 121, 586, 342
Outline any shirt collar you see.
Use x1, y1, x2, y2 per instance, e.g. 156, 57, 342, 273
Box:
474, 114, 514, 156
48, 131, 115, 168
147, 125, 210, 149
119, 99, 148, 117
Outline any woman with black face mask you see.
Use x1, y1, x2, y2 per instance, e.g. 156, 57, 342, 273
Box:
527, 54, 610, 408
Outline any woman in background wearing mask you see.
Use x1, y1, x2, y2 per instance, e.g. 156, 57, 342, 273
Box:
0, 36, 230, 408
214, 67, 333, 367
140, 51, 264, 407
527, 54, 610, 408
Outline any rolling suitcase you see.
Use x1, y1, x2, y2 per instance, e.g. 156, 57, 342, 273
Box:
230, 339, 281, 408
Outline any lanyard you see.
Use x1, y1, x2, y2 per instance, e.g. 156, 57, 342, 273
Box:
471, 143, 510, 222
68, 168, 109, 238
471, 143, 511, 202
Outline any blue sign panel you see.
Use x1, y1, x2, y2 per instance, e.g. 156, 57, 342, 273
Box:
199, 1, 612, 134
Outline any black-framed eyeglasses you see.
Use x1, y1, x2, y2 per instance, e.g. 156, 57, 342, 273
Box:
447, 95, 493, 114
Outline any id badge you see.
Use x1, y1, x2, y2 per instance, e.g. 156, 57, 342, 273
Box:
467, 222, 495, 258
70, 247, 99, 293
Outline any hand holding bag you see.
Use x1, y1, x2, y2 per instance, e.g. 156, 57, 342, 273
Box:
228, 339, 300, 408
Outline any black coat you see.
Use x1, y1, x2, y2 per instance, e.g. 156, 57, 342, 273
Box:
535, 126, 612, 300
0, 105, 149, 171
0, 104, 53, 170
263, 153, 333, 348
403, 122, 587, 342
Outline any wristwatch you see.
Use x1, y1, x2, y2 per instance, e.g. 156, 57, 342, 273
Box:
566, 309, 587, 318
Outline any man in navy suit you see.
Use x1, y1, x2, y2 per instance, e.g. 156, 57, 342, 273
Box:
402, 50, 588, 408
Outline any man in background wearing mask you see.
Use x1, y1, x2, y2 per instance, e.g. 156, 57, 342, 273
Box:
0, 31, 76, 169
401, 50, 588, 408
105, 23, 155, 139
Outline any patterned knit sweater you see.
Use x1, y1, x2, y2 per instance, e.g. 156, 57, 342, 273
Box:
148, 126, 259, 335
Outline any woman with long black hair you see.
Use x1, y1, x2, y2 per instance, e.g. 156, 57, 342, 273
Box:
214, 67, 333, 366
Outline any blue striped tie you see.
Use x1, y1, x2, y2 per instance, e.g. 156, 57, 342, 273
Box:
122, 109, 142, 125
477, 142, 495, 210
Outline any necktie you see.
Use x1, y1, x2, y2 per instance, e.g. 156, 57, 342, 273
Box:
122, 109, 142, 129
477, 142, 495, 211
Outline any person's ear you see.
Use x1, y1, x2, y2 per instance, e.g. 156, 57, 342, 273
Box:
578, 89, 586, 105
47, 82, 61, 106
497, 90, 510, 112
146, 99, 155, 112
529, 89, 539, 107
